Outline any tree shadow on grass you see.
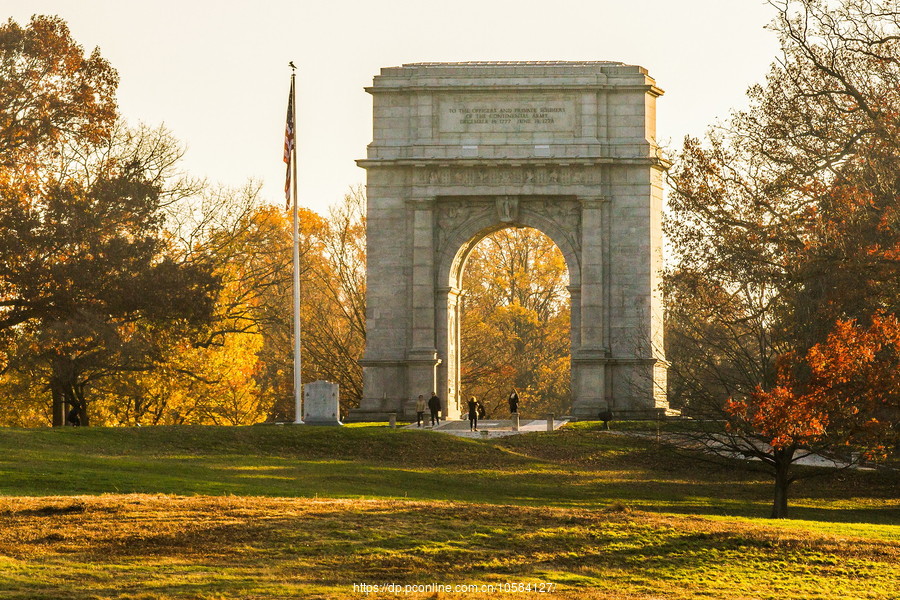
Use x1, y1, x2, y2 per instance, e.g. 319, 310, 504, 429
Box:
19, 499, 895, 600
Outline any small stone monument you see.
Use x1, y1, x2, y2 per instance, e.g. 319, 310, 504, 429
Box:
303, 380, 343, 426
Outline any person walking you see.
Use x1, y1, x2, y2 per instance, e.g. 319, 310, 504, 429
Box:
428, 391, 441, 427
508, 389, 519, 415
415, 394, 427, 427
477, 399, 486, 420
467, 396, 478, 431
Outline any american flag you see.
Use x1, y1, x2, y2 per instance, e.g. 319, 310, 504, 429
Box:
283, 77, 295, 210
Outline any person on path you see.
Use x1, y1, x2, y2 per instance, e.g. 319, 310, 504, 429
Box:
508, 389, 519, 415
415, 394, 427, 427
467, 397, 478, 431
599, 409, 614, 431
428, 392, 441, 427
476, 399, 486, 420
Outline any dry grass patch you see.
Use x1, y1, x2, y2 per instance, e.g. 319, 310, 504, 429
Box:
0, 495, 897, 599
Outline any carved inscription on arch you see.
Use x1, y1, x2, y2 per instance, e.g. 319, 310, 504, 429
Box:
417, 167, 600, 188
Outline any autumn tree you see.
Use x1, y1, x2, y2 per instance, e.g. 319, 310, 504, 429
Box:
461, 227, 570, 416
197, 197, 327, 421
0, 123, 220, 426
726, 313, 900, 516
666, 0, 900, 516
301, 187, 366, 411
171, 187, 365, 423
0, 15, 117, 173
0, 17, 219, 426
234, 189, 366, 419
0, 16, 365, 427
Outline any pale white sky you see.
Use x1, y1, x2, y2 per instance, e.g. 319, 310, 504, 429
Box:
6, 0, 781, 215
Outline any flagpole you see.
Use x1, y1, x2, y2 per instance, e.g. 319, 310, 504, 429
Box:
290, 65, 303, 424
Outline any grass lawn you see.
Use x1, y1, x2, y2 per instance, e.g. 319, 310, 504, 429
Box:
0, 423, 897, 599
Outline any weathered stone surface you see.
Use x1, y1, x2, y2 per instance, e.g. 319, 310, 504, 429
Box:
350, 62, 668, 422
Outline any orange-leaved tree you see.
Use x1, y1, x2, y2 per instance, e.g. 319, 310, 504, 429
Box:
0, 16, 220, 426
725, 314, 900, 517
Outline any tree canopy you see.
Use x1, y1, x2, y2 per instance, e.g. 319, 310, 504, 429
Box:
0, 16, 219, 425
666, 0, 900, 517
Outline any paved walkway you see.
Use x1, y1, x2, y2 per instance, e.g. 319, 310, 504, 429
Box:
405, 418, 570, 438
405, 421, 876, 470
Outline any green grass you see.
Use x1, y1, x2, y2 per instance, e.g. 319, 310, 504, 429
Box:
0, 424, 897, 599
0, 424, 897, 522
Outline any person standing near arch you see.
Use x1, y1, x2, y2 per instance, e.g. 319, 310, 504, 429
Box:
428, 391, 441, 427
508, 389, 519, 415
467, 396, 479, 431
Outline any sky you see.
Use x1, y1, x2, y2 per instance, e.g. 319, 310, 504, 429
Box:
5, 0, 782, 215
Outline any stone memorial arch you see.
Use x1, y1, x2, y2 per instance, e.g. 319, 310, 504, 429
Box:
349, 62, 668, 422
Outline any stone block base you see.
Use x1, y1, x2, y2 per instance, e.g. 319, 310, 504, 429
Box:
345, 410, 408, 423
571, 407, 679, 421
301, 419, 344, 427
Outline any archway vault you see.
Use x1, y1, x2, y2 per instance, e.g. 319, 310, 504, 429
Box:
436, 196, 581, 416
348, 61, 669, 422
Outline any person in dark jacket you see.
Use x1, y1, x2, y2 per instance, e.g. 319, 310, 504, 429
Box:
599, 409, 614, 430
428, 392, 441, 426
508, 389, 519, 414
67, 406, 81, 427
476, 400, 486, 420
467, 397, 478, 431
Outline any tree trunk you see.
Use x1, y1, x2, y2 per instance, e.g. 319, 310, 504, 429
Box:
51, 379, 65, 427
51, 356, 89, 426
74, 381, 89, 427
770, 446, 795, 518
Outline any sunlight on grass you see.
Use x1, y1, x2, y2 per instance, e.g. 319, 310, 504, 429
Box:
0, 425, 897, 599
3, 495, 893, 600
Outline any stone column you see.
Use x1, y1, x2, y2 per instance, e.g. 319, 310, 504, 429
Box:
435, 285, 463, 421
572, 195, 610, 418
406, 198, 441, 416
567, 285, 582, 351
446, 288, 462, 419
579, 195, 608, 348
435, 286, 450, 420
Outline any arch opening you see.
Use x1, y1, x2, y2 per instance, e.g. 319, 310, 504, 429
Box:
445, 226, 572, 419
